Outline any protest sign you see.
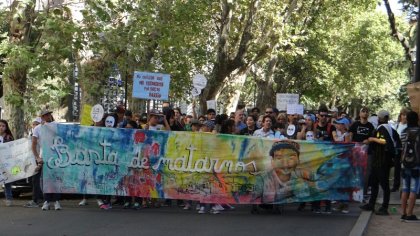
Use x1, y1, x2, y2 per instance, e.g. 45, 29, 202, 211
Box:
0, 138, 37, 184
206, 100, 217, 111
91, 104, 104, 123
287, 104, 304, 115
192, 74, 207, 90
133, 71, 170, 100
41, 124, 367, 204
276, 93, 299, 111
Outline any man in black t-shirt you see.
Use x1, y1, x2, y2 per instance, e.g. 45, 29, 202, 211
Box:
315, 108, 335, 141
349, 107, 375, 143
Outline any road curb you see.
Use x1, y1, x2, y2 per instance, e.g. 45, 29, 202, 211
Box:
349, 211, 372, 236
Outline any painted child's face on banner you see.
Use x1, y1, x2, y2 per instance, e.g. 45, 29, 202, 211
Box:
105, 116, 115, 128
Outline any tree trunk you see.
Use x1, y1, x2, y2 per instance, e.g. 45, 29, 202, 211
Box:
3, 74, 27, 138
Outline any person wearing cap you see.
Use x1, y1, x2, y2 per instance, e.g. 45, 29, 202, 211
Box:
28, 108, 62, 210
145, 109, 170, 131
29, 117, 42, 136
360, 110, 401, 215
200, 120, 215, 133
332, 118, 351, 142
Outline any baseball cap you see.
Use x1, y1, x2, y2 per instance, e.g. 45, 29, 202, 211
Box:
334, 117, 350, 125
39, 109, 52, 116
330, 107, 338, 113
149, 109, 163, 115
377, 110, 390, 120
33, 117, 42, 124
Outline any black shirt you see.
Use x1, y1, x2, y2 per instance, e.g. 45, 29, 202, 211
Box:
349, 121, 375, 142
315, 123, 335, 141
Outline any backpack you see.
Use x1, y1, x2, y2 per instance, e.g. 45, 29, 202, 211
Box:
402, 127, 420, 169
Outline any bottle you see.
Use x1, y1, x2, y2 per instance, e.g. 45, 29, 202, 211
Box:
390, 207, 397, 214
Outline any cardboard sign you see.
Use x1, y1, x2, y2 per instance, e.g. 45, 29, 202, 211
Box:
206, 100, 217, 111
276, 93, 299, 111
133, 71, 170, 100
287, 104, 304, 115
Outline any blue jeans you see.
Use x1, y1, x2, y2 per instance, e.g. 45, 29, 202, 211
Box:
4, 182, 13, 200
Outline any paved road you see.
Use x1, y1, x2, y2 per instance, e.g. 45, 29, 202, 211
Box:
0, 199, 362, 236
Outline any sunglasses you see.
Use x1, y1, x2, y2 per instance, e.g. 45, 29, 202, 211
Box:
319, 114, 328, 117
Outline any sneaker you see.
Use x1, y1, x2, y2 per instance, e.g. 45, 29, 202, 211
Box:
401, 214, 407, 221
198, 206, 206, 214
322, 207, 332, 214
133, 202, 140, 210
404, 215, 419, 223
100, 204, 109, 210
5, 200, 12, 207
123, 202, 130, 209
375, 207, 389, 215
359, 204, 374, 211
41, 201, 50, 211
313, 208, 321, 214
23, 201, 39, 208
97, 199, 104, 206
54, 201, 62, 210
214, 204, 224, 211
210, 209, 221, 214
341, 206, 350, 214
183, 203, 191, 210
225, 204, 235, 210
79, 199, 88, 206
195, 204, 201, 211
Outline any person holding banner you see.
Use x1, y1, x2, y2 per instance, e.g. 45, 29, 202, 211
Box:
0, 119, 15, 206
31, 108, 62, 211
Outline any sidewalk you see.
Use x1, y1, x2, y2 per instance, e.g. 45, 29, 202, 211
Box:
364, 191, 420, 236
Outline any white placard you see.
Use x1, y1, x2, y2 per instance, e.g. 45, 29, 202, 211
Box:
276, 93, 299, 111
91, 104, 104, 122
287, 104, 304, 115
192, 74, 207, 90
191, 87, 201, 97
0, 138, 37, 184
206, 100, 217, 111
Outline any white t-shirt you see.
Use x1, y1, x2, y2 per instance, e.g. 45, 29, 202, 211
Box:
0, 135, 3, 143
148, 124, 164, 131
396, 123, 407, 136
32, 121, 56, 156
253, 128, 275, 138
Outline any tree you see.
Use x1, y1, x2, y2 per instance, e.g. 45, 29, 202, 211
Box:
0, 0, 79, 137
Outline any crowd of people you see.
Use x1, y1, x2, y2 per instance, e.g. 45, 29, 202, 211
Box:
1, 103, 419, 222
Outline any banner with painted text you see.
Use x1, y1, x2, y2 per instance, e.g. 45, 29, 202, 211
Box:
41, 124, 367, 204
0, 138, 37, 184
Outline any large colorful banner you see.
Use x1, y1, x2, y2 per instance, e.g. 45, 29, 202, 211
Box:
0, 138, 37, 184
41, 124, 367, 204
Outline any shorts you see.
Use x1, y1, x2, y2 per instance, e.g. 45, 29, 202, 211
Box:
402, 168, 420, 193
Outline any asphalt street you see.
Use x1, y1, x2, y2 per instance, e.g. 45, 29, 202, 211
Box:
0, 199, 362, 236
